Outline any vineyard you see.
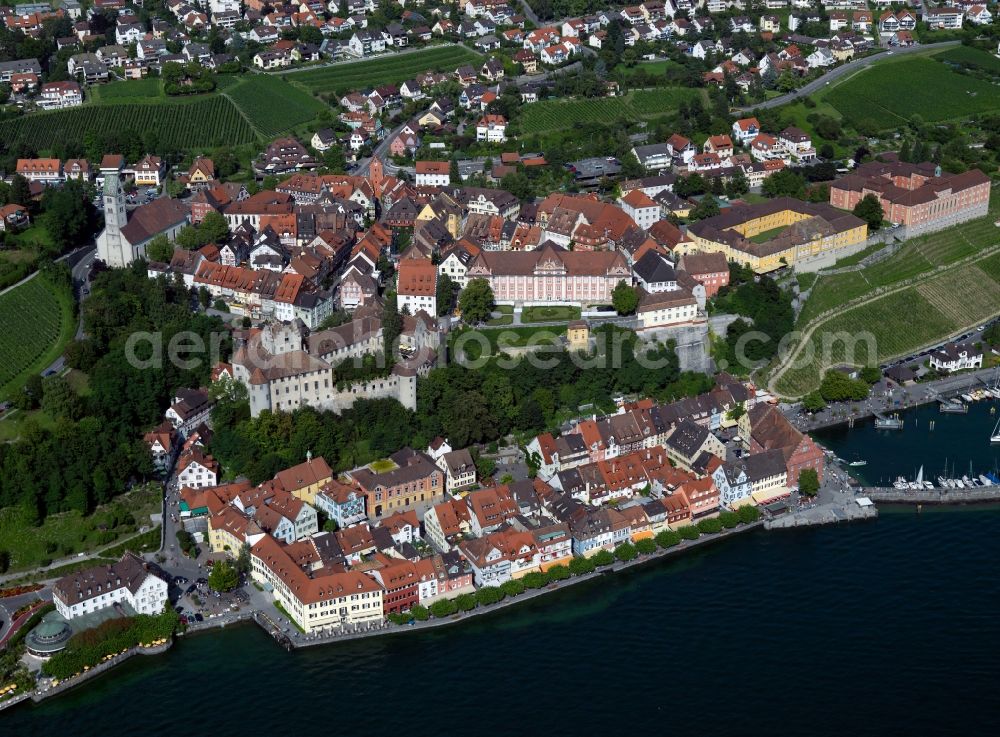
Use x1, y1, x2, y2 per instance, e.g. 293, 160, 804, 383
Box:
796, 192, 1000, 325
225, 75, 327, 138
289, 46, 481, 94
936, 45, 1000, 74
520, 88, 703, 133
916, 265, 1000, 326
824, 57, 999, 128
0, 275, 75, 397
0, 95, 257, 152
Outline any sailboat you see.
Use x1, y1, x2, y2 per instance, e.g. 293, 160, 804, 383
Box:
991, 417, 1000, 444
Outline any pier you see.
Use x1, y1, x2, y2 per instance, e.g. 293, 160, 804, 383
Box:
765, 492, 878, 529
862, 487, 1000, 504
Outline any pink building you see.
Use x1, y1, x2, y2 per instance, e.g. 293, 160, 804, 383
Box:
465, 242, 630, 305
830, 162, 990, 237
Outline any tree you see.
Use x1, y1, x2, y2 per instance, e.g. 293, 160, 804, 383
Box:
688, 196, 720, 221
235, 543, 251, 576
819, 370, 869, 402
859, 366, 882, 385
852, 193, 884, 231
9, 175, 31, 206
449, 157, 461, 184
762, 169, 806, 199
198, 286, 212, 309
146, 234, 173, 263
802, 390, 826, 413
436, 273, 459, 317
798, 468, 820, 497
612, 280, 639, 315
725, 169, 749, 199
458, 278, 495, 324
208, 560, 239, 592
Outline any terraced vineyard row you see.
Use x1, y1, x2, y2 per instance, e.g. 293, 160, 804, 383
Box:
226, 75, 327, 137
290, 46, 481, 94
0, 276, 74, 395
0, 95, 257, 151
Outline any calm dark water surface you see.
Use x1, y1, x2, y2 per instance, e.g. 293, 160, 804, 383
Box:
5, 508, 1000, 735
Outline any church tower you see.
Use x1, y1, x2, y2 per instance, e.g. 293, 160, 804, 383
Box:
96, 172, 130, 267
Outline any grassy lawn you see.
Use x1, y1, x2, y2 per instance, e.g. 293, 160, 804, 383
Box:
0, 484, 161, 572
0, 406, 59, 441
368, 459, 398, 473
0, 274, 76, 400
0, 248, 39, 265
521, 306, 581, 322
749, 226, 787, 244
796, 272, 818, 291
487, 314, 513, 326
615, 60, 682, 77
830, 242, 884, 268
7, 224, 54, 251
91, 77, 163, 101
520, 87, 705, 133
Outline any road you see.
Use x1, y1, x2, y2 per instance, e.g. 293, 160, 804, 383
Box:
39, 244, 96, 376
735, 40, 960, 112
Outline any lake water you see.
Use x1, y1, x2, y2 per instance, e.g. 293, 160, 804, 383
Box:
5, 507, 1000, 736
811, 398, 1000, 486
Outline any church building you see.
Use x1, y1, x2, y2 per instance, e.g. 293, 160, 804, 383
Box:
96, 173, 189, 267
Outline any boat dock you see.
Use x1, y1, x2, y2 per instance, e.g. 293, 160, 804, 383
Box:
862, 487, 1000, 504
873, 412, 904, 429
765, 493, 878, 529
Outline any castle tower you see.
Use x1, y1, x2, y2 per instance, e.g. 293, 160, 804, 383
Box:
369, 157, 385, 198
96, 172, 131, 267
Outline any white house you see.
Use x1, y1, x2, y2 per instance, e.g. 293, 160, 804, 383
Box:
618, 189, 660, 230
475, 114, 507, 143
414, 160, 451, 187
53, 553, 169, 620
929, 342, 982, 372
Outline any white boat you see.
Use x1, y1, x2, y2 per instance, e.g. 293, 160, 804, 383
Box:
962, 476, 974, 488
991, 417, 1000, 443
938, 475, 950, 488
893, 477, 909, 489
849, 460, 867, 467
980, 475, 993, 487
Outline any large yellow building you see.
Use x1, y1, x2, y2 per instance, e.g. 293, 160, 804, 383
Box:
679, 197, 867, 273
251, 536, 384, 634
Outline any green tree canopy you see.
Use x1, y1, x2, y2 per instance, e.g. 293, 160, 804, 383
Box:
852, 193, 884, 231
612, 280, 639, 315
459, 278, 495, 324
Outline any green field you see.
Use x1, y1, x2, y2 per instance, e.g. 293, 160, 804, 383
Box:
0, 275, 75, 398
0, 485, 160, 573
824, 56, 1000, 129
520, 88, 704, 133
937, 45, 1000, 74
225, 75, 327, 138
289, 46, 481, 94
0, 95, 257, 151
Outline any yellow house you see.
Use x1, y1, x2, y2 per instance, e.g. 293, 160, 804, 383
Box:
415, 193, 464, 238
274, 455, 333, 505
208, 507, 265, 555
681, 198, 867, 273
186, 156, 215, 189
567, 320, 590, 351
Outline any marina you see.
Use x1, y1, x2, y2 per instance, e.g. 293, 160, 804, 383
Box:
812, 395, 1000, 490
